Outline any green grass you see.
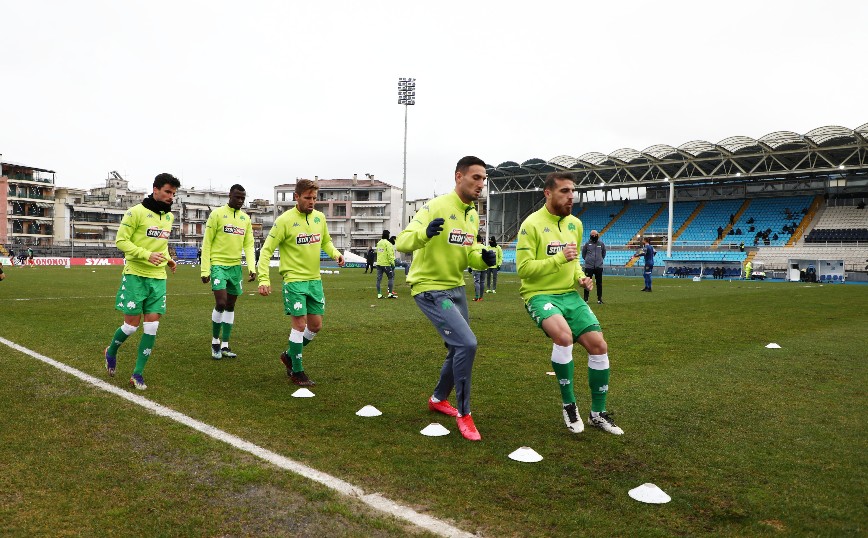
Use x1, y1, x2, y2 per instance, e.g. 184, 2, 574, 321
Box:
1, 265, 866, 536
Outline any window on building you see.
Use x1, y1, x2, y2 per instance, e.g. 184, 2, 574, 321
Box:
355, 191, 369, 202
373, 207, 384, 217
334, 204, 347, 216
373, 191, 383, 201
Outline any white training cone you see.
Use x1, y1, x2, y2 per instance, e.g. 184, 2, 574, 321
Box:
420, 423, 450, 436
628, 483, 671, 504
508, 446, 543, 463
291, 388, 315, 398
765, 343, 781, 349
356, 405, 382, 417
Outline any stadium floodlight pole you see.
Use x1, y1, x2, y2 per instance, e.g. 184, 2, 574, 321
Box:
398, 77, 415, 231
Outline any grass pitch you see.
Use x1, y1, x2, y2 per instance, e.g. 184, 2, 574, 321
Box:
0, 265, 865, 536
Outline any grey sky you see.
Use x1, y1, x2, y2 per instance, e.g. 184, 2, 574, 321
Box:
2, 1, 865, 203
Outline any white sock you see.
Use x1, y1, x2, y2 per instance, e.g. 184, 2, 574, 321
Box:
303, 327, 317, 341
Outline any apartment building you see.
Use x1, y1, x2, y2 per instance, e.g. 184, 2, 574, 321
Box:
1, 159, 56, 247
273, 175, 402, 253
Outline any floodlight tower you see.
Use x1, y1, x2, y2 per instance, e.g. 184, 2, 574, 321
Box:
398, 77, 415, 231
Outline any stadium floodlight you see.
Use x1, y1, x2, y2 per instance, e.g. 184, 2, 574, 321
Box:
839, 164, 846, 170
398, 77, 416, 231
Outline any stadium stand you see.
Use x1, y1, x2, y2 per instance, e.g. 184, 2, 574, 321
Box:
676, 199, 744, 244
804, 206, 868, 243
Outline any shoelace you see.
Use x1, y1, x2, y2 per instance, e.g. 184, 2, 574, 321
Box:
564, 404, 579, 423
595, 411, 617, 425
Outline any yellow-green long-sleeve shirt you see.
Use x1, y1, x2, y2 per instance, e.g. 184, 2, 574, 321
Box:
376, 238, 395, 266
200, 205, 256, 277
516, 205, 587, 302
494, 245, 503, 267
116, 203, 173, 279
396, 190, 488, 295
256, 207, 340, 285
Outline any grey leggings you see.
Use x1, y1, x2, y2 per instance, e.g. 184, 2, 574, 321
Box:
376, 265, 394, 293
485, 267, 499, 289
413, 287, 477, 415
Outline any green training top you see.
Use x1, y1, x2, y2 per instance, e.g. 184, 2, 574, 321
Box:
516, 205, 588, 302
256, 206, 340, 285
200, 204, 256, 277
494, 244, 503, 267
116, 203, 173, 279
396, 190, 488, 296
375, 238, 395, 267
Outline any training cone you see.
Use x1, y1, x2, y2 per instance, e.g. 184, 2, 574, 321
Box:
628, 483, 671, 504
420, 423, 450, 437
508, 447, 543, 463
765, 343, 782, 349
356, 405, 382, 417
291, 388, 315, 398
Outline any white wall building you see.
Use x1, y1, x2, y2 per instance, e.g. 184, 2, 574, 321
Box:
274, 175, 402, 254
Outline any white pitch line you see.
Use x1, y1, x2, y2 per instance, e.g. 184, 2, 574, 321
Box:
0, 336, 474, 538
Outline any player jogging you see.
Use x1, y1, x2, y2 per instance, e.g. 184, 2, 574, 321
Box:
103, 173, 180, 390
517, 171, 624, 435
395, 156, 497, 441
257, 179, 345, 387
201, 184, 257, 359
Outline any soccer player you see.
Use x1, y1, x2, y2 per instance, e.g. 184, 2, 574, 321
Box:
201, 184, 257, 359
0, 260, 5, 281
26, 247, 34, 267
484, 236, 503, 294
375, 229, 397, 299
631, 237, 656, 291
256, 179, 345, 387
395, 156, 497, 441
103, 173, 180, 390
517, 171, 624, 435
471, 234, 486, 301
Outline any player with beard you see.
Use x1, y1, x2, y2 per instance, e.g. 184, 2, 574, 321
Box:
257, 179, 345, 387
103, 173, 180, 390
396, 156, 497, 441
201, 184, 257, 359
516, 172, 624, 435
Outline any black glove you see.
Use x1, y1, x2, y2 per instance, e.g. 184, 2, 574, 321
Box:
481, 248, 497, 267
426, 218, 445, 238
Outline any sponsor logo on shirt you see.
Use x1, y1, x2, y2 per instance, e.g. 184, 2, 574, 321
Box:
223, 225, 246, 236
296, 233, 321, 245
546, 241, 566, 256
146, 227, 171, 239
447, 229, 474, 246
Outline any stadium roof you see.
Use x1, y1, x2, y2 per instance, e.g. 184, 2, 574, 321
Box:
488, 123, 868, 193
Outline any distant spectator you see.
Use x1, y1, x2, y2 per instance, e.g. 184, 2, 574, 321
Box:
717, 226, 723, 240
728, 229, 735, 236
746, 217, 754, 224
364, 247, 376, 274
748, 225, 755, 232
858, 200, 866, 209
729, 213, 735, 225
739, 241, 745, 252
735, 228, 742, 235
772, 233, 779, 241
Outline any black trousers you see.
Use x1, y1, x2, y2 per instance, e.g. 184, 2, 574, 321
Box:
583, 267, 604, 301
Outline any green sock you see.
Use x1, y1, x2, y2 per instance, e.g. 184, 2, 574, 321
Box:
107, 327, 130, 356
212, 321, 221, 339
287, 340, 303, 372
134, 333, 156, 375
551, 360, 576, 405
588, 367, 610, 412
221, 322, 233, 343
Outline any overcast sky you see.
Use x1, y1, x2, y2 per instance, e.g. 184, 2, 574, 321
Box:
1, 0, 865, 203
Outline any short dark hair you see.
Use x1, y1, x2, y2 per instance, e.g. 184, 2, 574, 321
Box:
456, 156, 486, 174
230, 184, 245, 193
544, 172, 575, 191
154, 173, 180, 189
382, 229, 390, 239
295, 179, 318, 196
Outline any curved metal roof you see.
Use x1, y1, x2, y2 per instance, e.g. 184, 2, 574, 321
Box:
486, 123, 867, 190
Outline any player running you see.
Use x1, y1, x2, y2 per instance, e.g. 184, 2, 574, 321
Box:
256, 179, 345, 387
201, 184, 257, 359
395, 156, 497, 441
516, 171, 624, 435
103, 173, 180, 390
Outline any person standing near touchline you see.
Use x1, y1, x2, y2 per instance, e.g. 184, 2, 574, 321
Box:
484, 236, 503, 294
256, 179, 345, 387
200, 184, 257, 360
375, 229, 397, 299
632, 237, 656, 292
103, 173, 180, 390
581, 229, 606, 304
396, 156, 497, 441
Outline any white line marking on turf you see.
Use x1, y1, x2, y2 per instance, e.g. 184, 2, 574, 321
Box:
0, 336, 474, 538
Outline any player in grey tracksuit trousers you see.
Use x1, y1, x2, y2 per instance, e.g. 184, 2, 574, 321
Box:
581, 230, 606, 303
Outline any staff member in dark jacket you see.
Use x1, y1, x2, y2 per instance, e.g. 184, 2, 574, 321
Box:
581, 230, 606, 304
